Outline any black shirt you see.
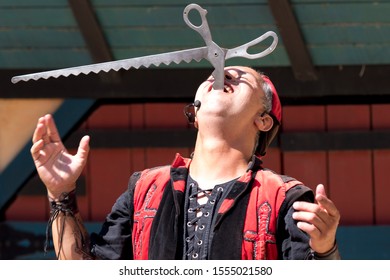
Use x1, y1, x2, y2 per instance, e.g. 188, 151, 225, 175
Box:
90, 175, 314, 260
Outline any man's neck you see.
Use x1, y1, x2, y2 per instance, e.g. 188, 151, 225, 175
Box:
189, 133, 252, 190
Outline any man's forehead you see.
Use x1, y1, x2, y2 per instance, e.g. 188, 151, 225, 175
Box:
224, 66, 260, 79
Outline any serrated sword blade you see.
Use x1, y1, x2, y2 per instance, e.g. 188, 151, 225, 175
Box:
11, 47, 208, 84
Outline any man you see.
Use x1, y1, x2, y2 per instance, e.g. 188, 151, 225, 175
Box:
31, 66, 340, 260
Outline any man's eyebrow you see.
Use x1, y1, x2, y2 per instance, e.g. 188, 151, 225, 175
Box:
239, 70, 259, 82
234, 68, 257, 79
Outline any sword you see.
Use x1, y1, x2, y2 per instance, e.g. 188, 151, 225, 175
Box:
11, 3, 278, 91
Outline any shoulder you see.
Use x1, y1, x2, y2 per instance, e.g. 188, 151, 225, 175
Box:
127, 165, 171, 191
256, 168, 314, 205
257, 168, 305, 190
127, 165, 172, 207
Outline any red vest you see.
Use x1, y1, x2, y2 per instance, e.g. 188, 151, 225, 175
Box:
132, 154, 301, 260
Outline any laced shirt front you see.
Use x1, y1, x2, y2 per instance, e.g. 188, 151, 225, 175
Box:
183, 175, 237, 260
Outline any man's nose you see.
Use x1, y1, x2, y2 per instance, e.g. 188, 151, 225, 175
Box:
224, 71, 234, 81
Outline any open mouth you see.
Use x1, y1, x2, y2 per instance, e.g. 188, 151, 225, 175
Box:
207, 82, 234, 93
223, 83, 234, 93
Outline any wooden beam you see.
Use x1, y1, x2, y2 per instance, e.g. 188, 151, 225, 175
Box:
268, 0, 318, 81
68, 0, 121, 83
281, 131, 390, 151
64, 128, 390, 151
4, 66, 390, 104
65, 128, 198, 149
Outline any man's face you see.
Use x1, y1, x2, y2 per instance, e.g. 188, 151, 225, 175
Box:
194, 66, 265, 124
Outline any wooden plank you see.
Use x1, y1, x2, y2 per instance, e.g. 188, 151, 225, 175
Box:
290, 0, 380, 2
130, 148, 147, 172
88, 149, 131, 221
87, 104, 130, 128
0, 0, 68, 7
102, 24, 390, 48
328, 151, 373, 225
145, 148, 191, 168
309, 45, 390, 65
283, 151, 328, 190
93, 5, 275, 27
103, 26, 280, 48
292, 0, 379, 3
373, 150, 390, 224
0, 49, 91, 69
129, 104, 145, 129
5, 196, 47, 221
144, 103, 189, 128
261, 147, 282, 174
0, 8, 77, 27
92, 0, 269, 5
300, 25, 390, 45
90, 1, 390, 29
282, 105, 326, 132
372, 104, 390, 129
0, 29, 84, 48
76, 169, 90, 221
327, 105, 370, 130
293, 3, 390, 24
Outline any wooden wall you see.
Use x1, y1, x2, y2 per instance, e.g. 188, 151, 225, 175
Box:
6, 102, 390, 226
282, 104, 390, 225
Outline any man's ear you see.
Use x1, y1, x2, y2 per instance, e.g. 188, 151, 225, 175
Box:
254, 113, 274, 132
193, 109, 199, 129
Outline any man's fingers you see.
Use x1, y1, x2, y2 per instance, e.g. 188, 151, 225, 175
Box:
32, 118, 46, 144
296, 221, 321, 238
315, 184, 340, 218
293, 200, 318, 213
76, 135, 90, 161
316, 184, 326, 197
293, 211, 323, 226
293, 199, 333, 229
45, 114, 62, 143
32, 114, 61, 145
30, 139, 45, 159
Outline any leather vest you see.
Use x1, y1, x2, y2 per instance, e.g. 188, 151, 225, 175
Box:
132, 154, 301, 260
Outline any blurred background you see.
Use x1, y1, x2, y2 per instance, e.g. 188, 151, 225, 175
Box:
1, 0, 390, 259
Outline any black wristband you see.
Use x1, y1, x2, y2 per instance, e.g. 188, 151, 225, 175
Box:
48, 189, 79, 215
312, 243, 341, 260
45, 189, 79, 255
